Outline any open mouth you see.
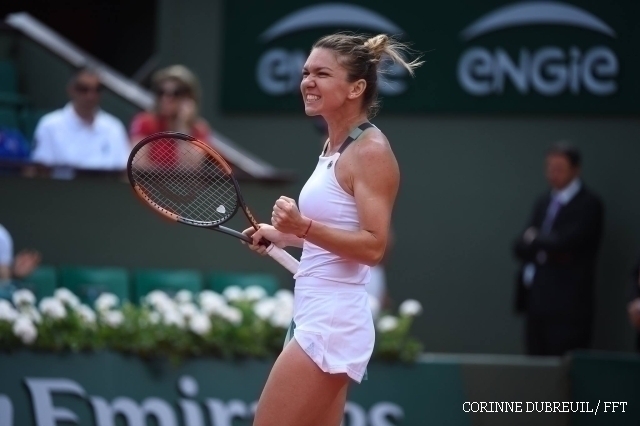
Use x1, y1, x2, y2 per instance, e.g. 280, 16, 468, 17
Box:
305, 94, 321, 103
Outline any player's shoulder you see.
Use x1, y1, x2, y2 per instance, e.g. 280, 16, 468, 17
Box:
350, 126, 398, 177
354, 125, 392, 158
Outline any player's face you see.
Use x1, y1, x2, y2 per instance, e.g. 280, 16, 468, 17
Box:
156, 79, 188, 117
545, 154, 579, 190
300, 48, 353, 116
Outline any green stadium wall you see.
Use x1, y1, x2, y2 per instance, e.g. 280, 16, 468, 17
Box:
1, 0, 640, 355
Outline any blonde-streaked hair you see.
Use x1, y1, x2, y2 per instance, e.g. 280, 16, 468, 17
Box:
313, 33, 423, 117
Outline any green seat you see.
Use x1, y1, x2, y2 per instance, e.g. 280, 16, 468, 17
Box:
0, 106, 19, 128
59, 266, 130, 307
0, 92, 28, 107
16, 266, 57, 300
0, 60, 18, 93
206, 272, 280, 296
133, 269, 203, 303
20, 108, 47, 144
0, 60, 28, 107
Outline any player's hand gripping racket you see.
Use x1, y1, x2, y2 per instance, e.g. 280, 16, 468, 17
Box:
127, 131, 299, 274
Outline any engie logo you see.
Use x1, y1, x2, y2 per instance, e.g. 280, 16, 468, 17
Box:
256, 3, 410, 97
457, 1, 619, 96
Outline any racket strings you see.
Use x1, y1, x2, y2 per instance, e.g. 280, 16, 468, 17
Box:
131, 138, 238, 224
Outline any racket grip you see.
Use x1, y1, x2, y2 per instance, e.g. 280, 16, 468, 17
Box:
265, 244, 299, 274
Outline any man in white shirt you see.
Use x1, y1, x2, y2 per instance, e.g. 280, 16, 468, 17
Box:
31, 67, 130, 171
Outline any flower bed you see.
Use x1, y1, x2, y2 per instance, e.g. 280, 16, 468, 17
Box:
0, 286, 423, 362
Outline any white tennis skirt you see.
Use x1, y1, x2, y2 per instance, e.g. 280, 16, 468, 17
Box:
284, 277, 375, 383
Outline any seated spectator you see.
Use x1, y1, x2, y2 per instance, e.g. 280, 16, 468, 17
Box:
30, 67, 130, 174
129, 65, 212, 167
0, 223, 40, 284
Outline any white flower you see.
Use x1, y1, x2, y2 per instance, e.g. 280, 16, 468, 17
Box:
399, 299, 423, 317
178, 303, 199, 319
12, 289, 36, 307
253, 298, 277, 320
377, 315, 399, 332
222, 286, 244, 302
77, 305, 97, 324
269, 310, 292, 329
102, 310, 124, 328
368, 295, 381, 319
54, 288, 80, 308
94, 293, 119, 312
274, 289, 294, 306
21, 306, 42, 324
244, 285, 267, 301
275, 298, 293, 318
198, 290, 227, 315
145, 290, 172, 309
0, 300, 19, 323
148, 311, 161, 325
272, 290, 294, 323
220, 306, 243, 325
175, 290, 193, 304
162, 308, 186, 328
189, 313, 212, 336
39, 297, 67, 320
145, 291, 177, 316
12, 315, 37, 344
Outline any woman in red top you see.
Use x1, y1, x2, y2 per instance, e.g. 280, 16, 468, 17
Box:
130, 65, 212, 166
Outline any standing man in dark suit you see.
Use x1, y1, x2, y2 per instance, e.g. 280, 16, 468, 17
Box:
513, 143, 604, 356
627, 257, 640, 352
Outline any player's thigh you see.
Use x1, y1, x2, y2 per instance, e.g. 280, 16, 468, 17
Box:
311, 379, 349, 426
253, 339, 350, 426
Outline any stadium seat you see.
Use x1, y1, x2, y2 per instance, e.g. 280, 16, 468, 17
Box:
0, 60, 18, 93
0, 107, 19, 129
16, 266, 57, 300
133, 269, 203, 303
19, 108, 47, 145
206, 272, 280, 296
59, 266, 130, 307
0, 60, 28, 107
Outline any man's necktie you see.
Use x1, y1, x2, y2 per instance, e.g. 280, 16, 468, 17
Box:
523, 196, 562, 286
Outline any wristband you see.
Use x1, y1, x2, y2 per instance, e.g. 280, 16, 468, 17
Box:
298, 219, 313, 239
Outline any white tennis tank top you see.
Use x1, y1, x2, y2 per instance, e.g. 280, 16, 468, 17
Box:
294, 126, 372, 285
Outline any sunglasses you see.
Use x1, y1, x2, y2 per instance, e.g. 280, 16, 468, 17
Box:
155, 87, 189, 98
75, 83, 103, 94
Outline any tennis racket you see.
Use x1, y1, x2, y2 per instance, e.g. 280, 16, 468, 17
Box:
127, 131, 299, 274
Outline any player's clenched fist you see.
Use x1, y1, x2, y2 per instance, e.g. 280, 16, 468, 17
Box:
272, 196, 309, 236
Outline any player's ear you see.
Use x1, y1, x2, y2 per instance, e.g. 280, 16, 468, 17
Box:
348, 79, 366, 100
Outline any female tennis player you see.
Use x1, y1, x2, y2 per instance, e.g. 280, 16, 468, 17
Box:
244, 33, 422, 426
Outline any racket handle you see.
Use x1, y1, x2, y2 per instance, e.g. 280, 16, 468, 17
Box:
265, 244, 299, 274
